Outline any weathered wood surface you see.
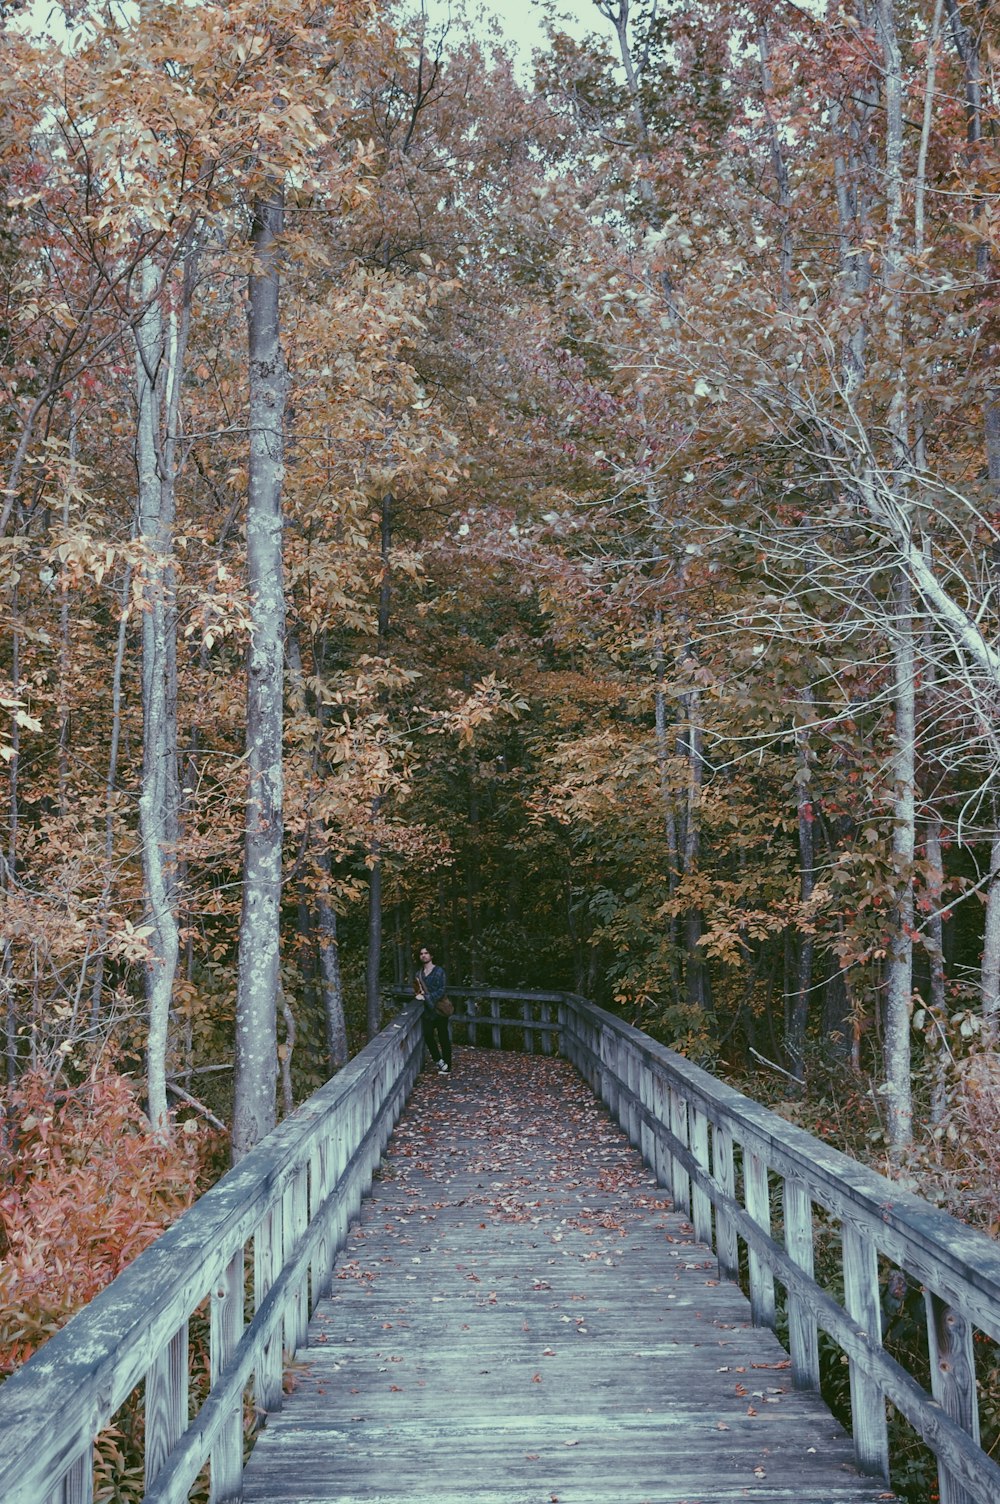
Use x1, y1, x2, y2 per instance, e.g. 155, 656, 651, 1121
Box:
243, 1049, 891, 1504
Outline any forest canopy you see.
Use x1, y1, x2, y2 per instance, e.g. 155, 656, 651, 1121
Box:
0, 0, 998, 1219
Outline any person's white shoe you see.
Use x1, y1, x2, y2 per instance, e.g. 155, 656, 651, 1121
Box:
437, 1059, 447, 1073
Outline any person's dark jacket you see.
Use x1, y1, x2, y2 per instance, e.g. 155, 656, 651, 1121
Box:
416, 964, 447, 1015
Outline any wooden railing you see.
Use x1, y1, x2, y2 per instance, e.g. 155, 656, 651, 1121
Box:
394, 985, 563, 1054
556, 991, 1000, 1504
0, 1005, 423, 1504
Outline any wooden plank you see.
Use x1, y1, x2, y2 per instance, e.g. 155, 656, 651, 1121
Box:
926, 1292, 980, 1504
744, 1149, 776, 1330
784, 1179, 820, 1391
242, 1049, 889, 1504
209, 1251, 244, 1504
145, 1323, 188, 1491
842, 1221, 890, 1479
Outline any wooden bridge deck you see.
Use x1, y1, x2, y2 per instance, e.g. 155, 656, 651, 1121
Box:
242, 1048, 892, 1504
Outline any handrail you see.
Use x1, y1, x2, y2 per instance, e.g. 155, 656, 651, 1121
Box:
555, 990, 1000, 1504
0, 1004, 424, 1504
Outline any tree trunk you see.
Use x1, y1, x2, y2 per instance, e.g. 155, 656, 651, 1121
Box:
683, 690, 706, 1010
233, 191, 286, 1161
89, 552, 134, 1027
884, 568, 915, 1151
316, 858, 348, 1070
943, 0, 1000, 491
134, 256, 179, 1136
365, 492, 393, 1039
980, 801, 1000, 1023
924, 813, 949, 1122
787, 688, 815, 1086
3, 590, 21, 1087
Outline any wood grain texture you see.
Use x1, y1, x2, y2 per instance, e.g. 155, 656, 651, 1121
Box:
243, 1049, 891, 1504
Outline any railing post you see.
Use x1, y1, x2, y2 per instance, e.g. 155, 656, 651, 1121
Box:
623, 1041, 640, 1147
145, 1322, 189, 1490
490, 995, 501, 1050
310, 1139, 329, 1315
783, 1179, 820, 1390
651, 1070, 672, 1194
541, 1001, 552, 1055
255, 1203, 284, 1420
522, 998, 533, 1054
668, 1087, 690, 1219
599, 1027, 618, 1121
638, 1057, 654, 1171
713, 1123, 738, 1280
925, 1293, 980, 1504
689, 1104, 712, 1246
210, 1250, 245, 1504
743, 1150, 776, 1330
841, 1221, 890, 1479
282, 1164, 309, 1357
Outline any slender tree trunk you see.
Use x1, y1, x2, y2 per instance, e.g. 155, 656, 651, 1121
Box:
884, 569, 915, 1151
925, 814, 950, 1121
652, 609, 681, 1003
233, 191, 286, 1160
980, 800, 1000, 1023
787, 688, 815, 1085
3, 590, 21, 1086
943, 0, 1000, 490
316, 855, 348, 1069
89, 554, 134, 1027
756, 20, 793, 311
279, 989, 295, 1118
365, 493, 393, 1039
135, 257, 179, 1136
57, 416, 76, 813
683, 691, 706, 1010
920, 598, 950, 1118
465, 740, 482, 985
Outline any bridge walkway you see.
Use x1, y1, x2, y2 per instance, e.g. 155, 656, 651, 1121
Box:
242, 1047, 890, 1504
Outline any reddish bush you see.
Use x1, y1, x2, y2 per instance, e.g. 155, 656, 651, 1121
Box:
0, 1067, 211, 1377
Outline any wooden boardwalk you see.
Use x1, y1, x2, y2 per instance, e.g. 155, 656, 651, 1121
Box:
242, 1048, 892, 1504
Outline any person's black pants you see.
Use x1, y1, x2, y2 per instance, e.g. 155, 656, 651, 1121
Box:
422, 1009, 451, 1068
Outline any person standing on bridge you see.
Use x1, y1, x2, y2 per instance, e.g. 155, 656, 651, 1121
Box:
415, 944, 451, 1075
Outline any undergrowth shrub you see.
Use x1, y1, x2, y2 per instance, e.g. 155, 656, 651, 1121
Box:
0, 1065, 218, 1377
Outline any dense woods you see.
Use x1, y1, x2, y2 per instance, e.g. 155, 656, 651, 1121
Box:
1, 0, 999, 1418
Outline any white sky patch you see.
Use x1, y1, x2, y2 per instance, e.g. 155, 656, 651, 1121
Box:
424, 0, 610, 62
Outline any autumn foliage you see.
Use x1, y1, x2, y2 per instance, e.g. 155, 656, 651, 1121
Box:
0, 1067, 208, 1376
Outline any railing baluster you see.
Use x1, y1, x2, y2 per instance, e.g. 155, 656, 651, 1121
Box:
490, 996, 501, 1050
309, 1139, 328, 1315
743, 1150, 775, 1329
713, 1123, 738, 1280
210, 1250, 245, 1504
841, 1221, 889, 1479
690, 1104, 712, 1246
668, 1088, 690, 1219
541, 1001, 552, 1055
59, 1450, 92, 1504
623, 1041, 639, 1147
638, 1058, 654, 1171
145, 1322, 189, 1490
926, 1293, 980, 1504
523, 998, 533, 1054
651, 1070, 672, 1194
783, 1179, 820, 1390
255, 1202, 284, 1419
